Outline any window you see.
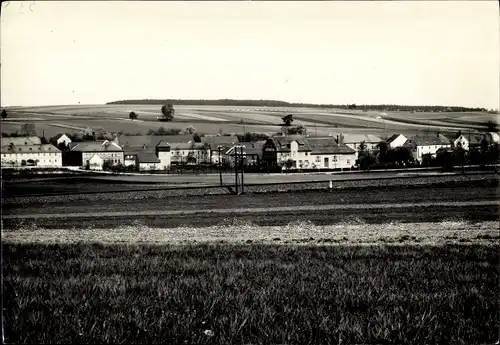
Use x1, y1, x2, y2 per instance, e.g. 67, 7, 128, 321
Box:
18, 148, 21, 151
29, 147, 32, 151
292, 151, 296, 157
316, 156, 321, 163
347, 159, 350, 164
333, 156, 338, 162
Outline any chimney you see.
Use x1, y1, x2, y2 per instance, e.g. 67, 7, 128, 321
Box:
336, 135, 339, 144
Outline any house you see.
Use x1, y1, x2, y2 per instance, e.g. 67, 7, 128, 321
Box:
155, 142, 172, 170
404, 133, 451, 162
1, 143, 62, 168
469, 132, 500, 150
225, 141, 266, 167
1, 136, 41, 146
52, 134, 72, 148
200, 135, 240, 164
164, 142, 211, 165
307, 137, 357, 170
261, 136, 356, 170
66, 140, 124, 167
88, 154, 104, 170
386, 134, 408, 148
137, 152, 162, 171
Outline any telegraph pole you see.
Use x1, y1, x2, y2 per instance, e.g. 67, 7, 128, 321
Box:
240, 145, 245, 194
218, 145, 223, 186
234, 146, 239, 194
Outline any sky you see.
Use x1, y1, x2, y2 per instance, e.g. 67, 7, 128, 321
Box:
1, 1, 499, 109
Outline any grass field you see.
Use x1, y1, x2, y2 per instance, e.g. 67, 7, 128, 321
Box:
3, 104, 498, 139
3, 241, 498, 344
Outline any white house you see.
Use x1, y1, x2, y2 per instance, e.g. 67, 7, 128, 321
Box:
159, 141, 210, 165
453, 135, 469, 151
67, 140, 124, 167
307, 137, 357, 170
387, 134, 408, 148
264, 136, 356, 170
1, 143, 62, 168
88, 154, 104, 170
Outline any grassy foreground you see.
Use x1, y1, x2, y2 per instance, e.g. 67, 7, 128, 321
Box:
2, 243, 498, 344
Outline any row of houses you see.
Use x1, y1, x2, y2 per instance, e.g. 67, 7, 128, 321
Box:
2, 131, 499, 170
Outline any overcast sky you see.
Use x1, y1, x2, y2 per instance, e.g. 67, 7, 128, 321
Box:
1, 1, 499, 108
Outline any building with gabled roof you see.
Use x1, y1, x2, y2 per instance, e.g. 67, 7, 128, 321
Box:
66, 140, 124, 167
404, 133, 451, 162
201, 134, 240, 164
386, 134, 408, 148
1, 143, 62, 167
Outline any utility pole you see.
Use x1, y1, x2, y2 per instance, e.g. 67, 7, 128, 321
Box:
240, 145, 245, 194
234, 146, 239, 194
218, 145, 223, 186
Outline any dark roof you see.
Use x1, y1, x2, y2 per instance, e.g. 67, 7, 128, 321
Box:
201, 135, 240, 147
244, 141, 266, 156
118, 135, 194, 149
166, 142, 210, 150
70, 140, 122, 152
386, 134, 402, 144
137, 152, 160, 163
1, 144, 61, 154
272, 136, 311, 152
406, 134, 451, 146
1, 136, 41, 146
307, 137, 356, 154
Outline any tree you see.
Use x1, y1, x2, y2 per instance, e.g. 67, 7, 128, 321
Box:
1, 109, 7, 119
40, 137, 49, 144
180, 125, 196, 135
486, 120, 498, 132
193, 133, 201, 142
376, 141, 389, 162
455, 130, 462, 139
284, 159, 295, 170
358, 141, 367, 151
282, 114, 294, 126
129, 111, 138, 120
161, 104, 175, 121
286, 125, 306, 135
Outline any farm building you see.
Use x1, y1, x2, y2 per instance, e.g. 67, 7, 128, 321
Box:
386, 134, 408, 148
1, 143, 62, 168
404, 133, 451, 162
154, 142, 172, 170
453, 135, 469, 151
66, 140, 124, 167
201, 134, 240, 164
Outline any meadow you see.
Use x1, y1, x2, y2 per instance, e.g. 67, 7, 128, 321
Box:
3, 104, 497, 140
3, 241, 498, 344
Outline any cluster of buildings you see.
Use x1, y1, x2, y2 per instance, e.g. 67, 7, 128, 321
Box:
1, 130, 499, 171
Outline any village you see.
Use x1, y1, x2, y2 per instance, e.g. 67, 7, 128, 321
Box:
1, 125, 499, 173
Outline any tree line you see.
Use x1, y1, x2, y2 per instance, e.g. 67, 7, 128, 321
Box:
106, 100, 491, 112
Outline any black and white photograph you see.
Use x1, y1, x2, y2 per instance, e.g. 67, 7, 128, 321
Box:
1, 1, 499, 344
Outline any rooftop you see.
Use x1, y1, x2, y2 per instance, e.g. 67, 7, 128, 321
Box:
70, 140, 122, 152
1, 144, 61, 154
1, 136, 41, 146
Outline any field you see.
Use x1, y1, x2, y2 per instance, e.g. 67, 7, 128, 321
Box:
3, 242, 498, 344
2, 170, 499, 343
3, 104, 498, 139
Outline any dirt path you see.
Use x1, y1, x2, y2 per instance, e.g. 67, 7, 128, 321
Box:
3, 200, 497, 220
